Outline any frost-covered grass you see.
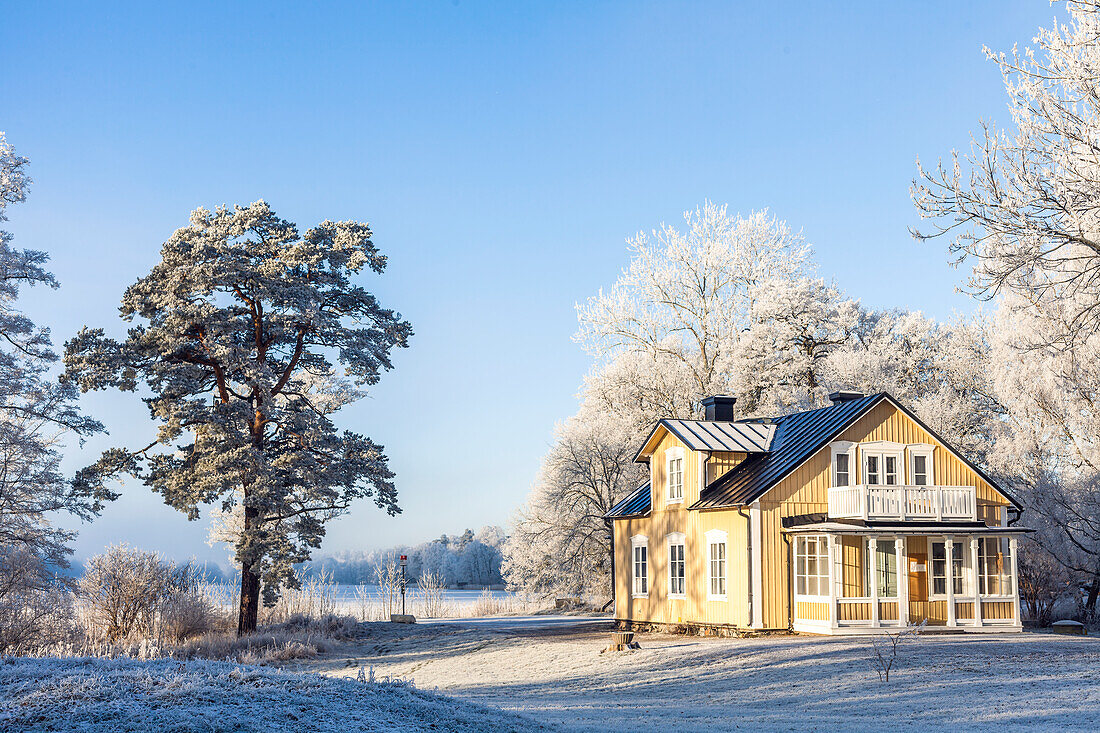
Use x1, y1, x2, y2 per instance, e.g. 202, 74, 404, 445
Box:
304, 620, 1100, 732
0, 656, 550, 732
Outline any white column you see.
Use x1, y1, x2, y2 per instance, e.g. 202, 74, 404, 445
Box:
827, 534, 839, 630
895, 537, 908, 626
971, 537, 983, 627
945, 537, 957, 627
1009, 536, 1021, 625
868, 536, 880, 627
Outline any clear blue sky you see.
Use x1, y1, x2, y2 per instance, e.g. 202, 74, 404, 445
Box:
2, 1, 1059, 565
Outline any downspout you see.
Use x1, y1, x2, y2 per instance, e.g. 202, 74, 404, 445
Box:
782, 531, 793, 632
602, 516, 615, 613
737, 506, 752, 627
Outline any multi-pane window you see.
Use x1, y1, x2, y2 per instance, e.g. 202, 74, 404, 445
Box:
931, 540, 967, 596
884, 456, 898, 485
931, 541, 947, 595
708, 541, 727, 598
865, 453, 900, 486
668, 540, 686, 596
632, 542, 648, 596
865, 455, 880, 485
913, 455, 929, 486
795, 535, 829, 597
668, 457, 683, 501
979, 537, 1010, 596
863, 539, 898, 597
835, 453, 850, 487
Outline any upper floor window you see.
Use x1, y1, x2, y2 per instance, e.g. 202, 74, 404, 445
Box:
909, 445, 934, 487
835, 453, 850, 487
667, 533, 686, 597
667, 450, 684, 503
631, 536, 648, 597
862, 442, 905, 486
831, 441, 854, 488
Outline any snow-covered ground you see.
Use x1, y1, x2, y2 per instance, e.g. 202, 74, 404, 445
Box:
302, 619, 1100, 731
0, 656, 549, 732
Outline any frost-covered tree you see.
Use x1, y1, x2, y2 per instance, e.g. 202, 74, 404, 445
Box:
576, 202, 812, 409
912, 1, 1100, 611
503, 402, 642, 601
913, 0, 1100, 344
0, 132, 108, 610
510, 200, 1012, 600
985, 293, 1100, 611
64, 201, 411, 634
822, 310, 1002, 461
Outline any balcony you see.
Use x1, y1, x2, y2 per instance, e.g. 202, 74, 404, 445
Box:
827, 484, 976, 522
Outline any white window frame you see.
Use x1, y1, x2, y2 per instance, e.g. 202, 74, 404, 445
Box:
666, 448, 685, 504
793, 535, 830, 600
908, 444, 936, 487
978, 536, 1011, 597
860, 441, 906, 486
631, 535, 648, 598
830, 441, 855, 488
928, 537, 970, 599
667, 532, 686, 599
705, 529, 728, 601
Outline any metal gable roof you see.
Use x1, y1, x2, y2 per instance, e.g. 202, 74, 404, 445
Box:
634, 419, 775, 462
605, 481, 651, 518
691, 393, 885, 509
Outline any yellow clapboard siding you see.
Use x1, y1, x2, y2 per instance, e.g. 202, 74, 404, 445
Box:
839, 602, 871, 621
796, 601, 829, 621
982, 601, 1014, 620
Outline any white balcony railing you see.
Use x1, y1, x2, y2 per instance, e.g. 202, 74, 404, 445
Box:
827, 485, 976, 521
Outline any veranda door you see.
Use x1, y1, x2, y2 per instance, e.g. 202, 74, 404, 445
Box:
907, 536, 930, 623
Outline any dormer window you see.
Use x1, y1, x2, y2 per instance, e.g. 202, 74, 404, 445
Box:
667, 449, 684, 503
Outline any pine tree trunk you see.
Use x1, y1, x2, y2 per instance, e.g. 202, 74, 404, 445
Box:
238, 555, 260, 636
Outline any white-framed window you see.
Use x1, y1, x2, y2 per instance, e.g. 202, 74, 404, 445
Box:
930, 538, 969, 597
705, 529, 728, 600
666, 449, 684, 503
861, 538, 898, 597
631, 536, 648, 597
909, 445, 935, 487
794, 535, 829, 598
830, 441, 855, 488
667, 533, 686, 598
978, 537, 1010, 596
861, 442, 905, 486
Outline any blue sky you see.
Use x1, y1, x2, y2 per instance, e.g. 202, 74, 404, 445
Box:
2, 1, 1060, 564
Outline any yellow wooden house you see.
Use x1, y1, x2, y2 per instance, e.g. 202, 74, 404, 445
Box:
606, 392, 1029, 634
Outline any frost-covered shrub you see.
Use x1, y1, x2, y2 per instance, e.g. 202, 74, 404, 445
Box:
78, 545, 223, 643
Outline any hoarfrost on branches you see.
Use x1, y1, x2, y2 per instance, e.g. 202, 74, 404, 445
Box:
0, 133, 109, 653
64, 200, 411, 634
